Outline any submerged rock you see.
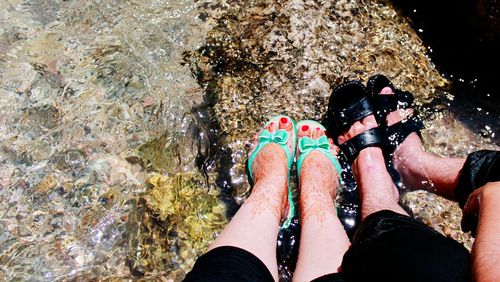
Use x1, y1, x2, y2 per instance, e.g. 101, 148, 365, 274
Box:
127, 173, 226, 280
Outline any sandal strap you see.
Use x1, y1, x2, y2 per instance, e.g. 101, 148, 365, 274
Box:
333, 96, 375, 131
340, 127, 384, 163
328, 81, 376, 132
385, 116, 425, 153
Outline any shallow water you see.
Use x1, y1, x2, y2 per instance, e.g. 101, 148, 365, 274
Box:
0, 0, 221, 280
0, 0, 498, 281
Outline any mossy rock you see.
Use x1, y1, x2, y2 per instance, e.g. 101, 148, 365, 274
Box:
127, 173, 226, 279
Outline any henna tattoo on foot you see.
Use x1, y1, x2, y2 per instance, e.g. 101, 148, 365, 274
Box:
243, 181, 287, 222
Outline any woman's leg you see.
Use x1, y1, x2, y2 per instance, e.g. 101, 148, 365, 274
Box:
293, 127, 350, 282
208, 122, 291, 281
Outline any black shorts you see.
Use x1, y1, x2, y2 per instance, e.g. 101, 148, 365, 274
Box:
184, 210, 470, 282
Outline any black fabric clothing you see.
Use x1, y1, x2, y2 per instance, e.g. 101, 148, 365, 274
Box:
183, 246, 274, 282
455, 150, 500, 208
337, 210, 470, 282
183, 211, 470, 282
311, 273, 345, 282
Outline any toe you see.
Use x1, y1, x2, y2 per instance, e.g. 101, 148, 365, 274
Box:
252, 132, 259, 146
337, 116, 377, 145
312, 126, 324, 139
329, 138, 339, 155
268, 120, 278, 132
298, 124, 311, 137
279, 116, 292, 130
380, 86, 394, 95
361, 115, 377, 127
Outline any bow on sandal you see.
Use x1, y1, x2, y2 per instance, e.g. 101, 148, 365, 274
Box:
247, 115, 297, 229
296, 121, 343, 182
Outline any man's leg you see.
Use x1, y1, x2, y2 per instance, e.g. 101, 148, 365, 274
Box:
379, 86, 466, 200
336, 114, 470, 282
293, 127, 350, 282
338, 115, 407, 219
392, 132, 465, 200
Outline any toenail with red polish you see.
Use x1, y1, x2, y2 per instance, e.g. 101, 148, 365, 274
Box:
302, 125, 309, 131
279, 117, 292, 130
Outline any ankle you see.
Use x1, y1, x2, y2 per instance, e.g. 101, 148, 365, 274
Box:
299, 186, 336, 222
253, 174, 287, 193
392, 134, 424, 172
391, 141, 436, 191
247, 178, 288, 217
353, 147, 400, 202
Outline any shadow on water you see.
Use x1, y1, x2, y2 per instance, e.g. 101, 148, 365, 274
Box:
191, 101, 240, 218
391, 0, 500, 139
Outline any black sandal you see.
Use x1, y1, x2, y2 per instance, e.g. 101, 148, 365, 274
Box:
366, 74, 425, 155
327, 80, 384, 163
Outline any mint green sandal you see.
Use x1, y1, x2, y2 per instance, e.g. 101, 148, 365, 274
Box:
296, 120, 343, 185
247, 115, 297, 229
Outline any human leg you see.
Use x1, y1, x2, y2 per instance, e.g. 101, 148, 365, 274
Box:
186, 116, 295, 282
366, 75, 466, 200
293, 123, 350, 282
209, 117, 296, 280
379, 84, 465, 199
207, 143, 287, 280
329, 81, 470, 282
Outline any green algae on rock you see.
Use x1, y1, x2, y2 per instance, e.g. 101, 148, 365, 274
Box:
127, 173, 226, 280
